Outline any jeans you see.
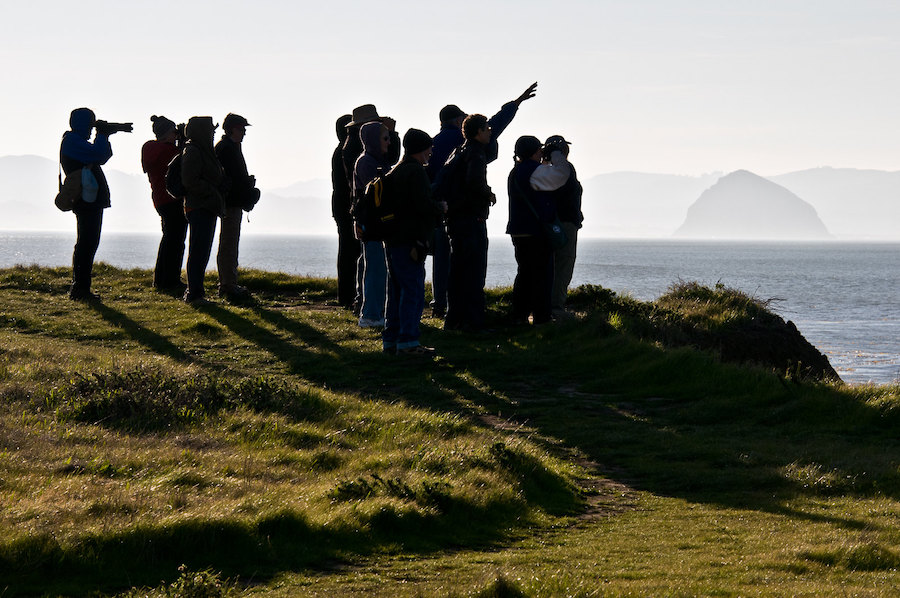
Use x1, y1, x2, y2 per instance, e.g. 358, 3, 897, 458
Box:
185, 209, 218, 299
154, 201, 187, 288
72, 207, 103, 294
383, 243, 426, 350
360, 240, 387, 322
446, 217, 488, 330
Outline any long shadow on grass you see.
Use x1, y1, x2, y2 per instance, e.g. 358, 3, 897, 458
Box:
1, 489, 532, 596
88, 301, 192, 362
411, 316, 900, 530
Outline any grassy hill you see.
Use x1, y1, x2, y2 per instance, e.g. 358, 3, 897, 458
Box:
0, 265, 898, 597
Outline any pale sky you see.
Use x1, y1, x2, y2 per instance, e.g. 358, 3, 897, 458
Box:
2, 0, 899, 189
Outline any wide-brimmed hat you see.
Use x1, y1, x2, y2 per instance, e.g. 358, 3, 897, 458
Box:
347, 104, 381, 127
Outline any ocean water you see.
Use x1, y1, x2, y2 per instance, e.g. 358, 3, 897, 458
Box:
1, 231, 897, 386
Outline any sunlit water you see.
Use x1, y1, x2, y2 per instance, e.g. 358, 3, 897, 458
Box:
2, 231, 897, 386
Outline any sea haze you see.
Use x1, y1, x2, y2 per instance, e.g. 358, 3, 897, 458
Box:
1, 232, 897, 386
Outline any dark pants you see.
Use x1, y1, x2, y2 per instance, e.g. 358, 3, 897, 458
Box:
512, 235, 553, 325
430, 223, 450, 313
154, 201, 188, 288
71, 207, 103, 294
446, 217, 488, 330
383, 243, 426, 350
185, 209, 217, 300
336, 218, 361, 308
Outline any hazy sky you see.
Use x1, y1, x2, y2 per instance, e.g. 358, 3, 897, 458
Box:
2, 0, 899, 189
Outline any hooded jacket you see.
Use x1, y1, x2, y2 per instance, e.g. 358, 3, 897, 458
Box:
181, 117, 225, 216
353, 122, 395, 198
60, 107, 113, 210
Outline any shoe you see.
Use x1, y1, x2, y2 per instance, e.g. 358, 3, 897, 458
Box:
183, 292, 211, 306
219, 284, 251, 299
382, 345, 397, 354
358, 317, 385, 328
69, 289, 101, 302
156, 282, 188, 296
397, 345, 436, 357
431, 307, 446, 319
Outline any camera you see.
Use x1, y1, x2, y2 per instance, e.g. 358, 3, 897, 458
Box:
95, 120, 134, 135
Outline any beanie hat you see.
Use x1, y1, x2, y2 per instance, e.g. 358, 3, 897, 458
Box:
151, 115, 176, 139
514, 135, 542, 160
403, 128, 433, 154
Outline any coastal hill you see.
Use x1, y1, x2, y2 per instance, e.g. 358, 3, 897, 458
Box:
674, 170, 831, 239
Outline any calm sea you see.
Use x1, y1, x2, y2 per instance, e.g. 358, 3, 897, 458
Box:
1, 231, 898, 386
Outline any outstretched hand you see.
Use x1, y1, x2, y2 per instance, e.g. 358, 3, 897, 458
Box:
514, 82, 538, 106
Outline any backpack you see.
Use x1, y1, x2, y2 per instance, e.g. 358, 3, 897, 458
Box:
352, 170, 398, 241
165, 153, 185, 199
431, 147, 465, 214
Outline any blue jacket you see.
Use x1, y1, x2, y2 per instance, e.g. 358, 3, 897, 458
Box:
426, 101, 519, 181
60, 108, 113, 210
506, 160, 556, 236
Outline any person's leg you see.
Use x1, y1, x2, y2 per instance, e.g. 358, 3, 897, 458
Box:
382, 248, 400, 352
552, 222, 579, 317
336, 219, 360, 308
216, 206, 243, 293
185, 209, 217, 301
445, 219, 475, 329
155, 201, 187, 289
360, 240, 387, 325
71, 208, 103, 298
430, 224, 450, 317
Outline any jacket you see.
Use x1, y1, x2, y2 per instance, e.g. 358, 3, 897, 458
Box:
425, 100, 519, 182
506, 160, 557, 236
555, 165, 584, 228
60, 107, 113, 211
384, 157, 439, 246
447, 140, 494, 221
141, 140, 180, 209
215, 136, 253, 208
353, 122, 395, 198
181, 116, 225, 216
331, 116, 352, 222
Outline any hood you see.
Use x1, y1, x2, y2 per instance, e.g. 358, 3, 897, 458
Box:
69, 107, 96, 140
359, 122, 386, 158
336, 114, 352, 142
185, 116, 217, 147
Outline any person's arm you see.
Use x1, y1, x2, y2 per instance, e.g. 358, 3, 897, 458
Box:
61, 133, 113, 165
529, 151, 572, 191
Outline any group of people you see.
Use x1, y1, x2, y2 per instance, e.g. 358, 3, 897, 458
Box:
332, 82, 584, 356
59, 83, 584, 358
60, 108, 259, 305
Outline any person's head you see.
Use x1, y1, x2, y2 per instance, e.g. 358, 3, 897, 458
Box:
335, 114, 352, 143
462, 114, 489, 143
348, 104, 382, 128
403, 128, 433, 165
151, 115, 177, 142
69, 107, 96, 139
514, 136, 543, 162
543, 134, 571, 158
360, 122, 389, 157
185, 116, 218, 146
439, 104, 466, 128
222, 113, 250, 143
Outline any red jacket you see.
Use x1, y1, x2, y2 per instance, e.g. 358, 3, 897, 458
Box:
141, 140, 180, 209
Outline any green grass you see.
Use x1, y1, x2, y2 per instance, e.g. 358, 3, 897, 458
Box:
0, 264, 898, 597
